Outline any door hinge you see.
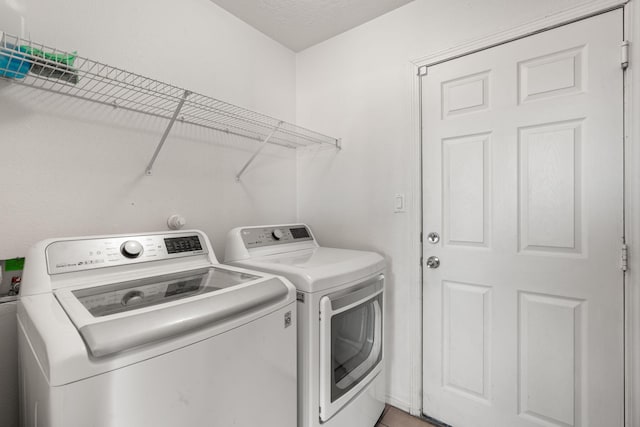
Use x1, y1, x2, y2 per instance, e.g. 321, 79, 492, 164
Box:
418, 65, 428, 77
621, 243, 628, 272
420, 231, 423, 243
621, 41, 630, 70
420, 256, 423, 266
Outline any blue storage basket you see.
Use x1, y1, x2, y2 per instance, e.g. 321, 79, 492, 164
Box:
0, 44, 32, 79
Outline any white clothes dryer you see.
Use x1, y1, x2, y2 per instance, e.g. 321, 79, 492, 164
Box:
225, 224, 385, 427
18, 230, 297, 427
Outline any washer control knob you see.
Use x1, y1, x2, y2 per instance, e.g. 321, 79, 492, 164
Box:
272, 229, 284, 240
121, 240, 143, 258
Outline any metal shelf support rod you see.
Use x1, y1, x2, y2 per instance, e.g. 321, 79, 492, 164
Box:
236, 121, 283, 182
145, 90, 191, 175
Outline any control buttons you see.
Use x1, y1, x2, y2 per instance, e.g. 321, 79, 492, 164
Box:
121, 290, 144, 306
120, 240, 144, 258
272, 229, 284, 240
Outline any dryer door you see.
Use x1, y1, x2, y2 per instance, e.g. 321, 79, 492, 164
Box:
319, 274, 384, 422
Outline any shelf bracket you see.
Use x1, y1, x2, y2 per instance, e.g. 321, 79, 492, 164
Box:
235, 122, 283, 182
145, 90, 191, 175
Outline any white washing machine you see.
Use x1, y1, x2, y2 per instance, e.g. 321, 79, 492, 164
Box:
225, 224, 385, 427
18, 230, 297, 427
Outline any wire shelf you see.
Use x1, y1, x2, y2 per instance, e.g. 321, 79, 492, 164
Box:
0, 31, 340, 156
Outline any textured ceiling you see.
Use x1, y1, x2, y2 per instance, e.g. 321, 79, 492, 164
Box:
209, 0, 415, 52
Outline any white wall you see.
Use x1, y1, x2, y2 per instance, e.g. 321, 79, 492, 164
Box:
0, 0, 298, 259
0, 1, 297, 426
295, 0, 596, 412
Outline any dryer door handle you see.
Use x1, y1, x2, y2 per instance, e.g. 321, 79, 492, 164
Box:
326, 274, 384, 313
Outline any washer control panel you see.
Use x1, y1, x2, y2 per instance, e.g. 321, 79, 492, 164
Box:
46, 232, 207, 275
241, 225, 313, 248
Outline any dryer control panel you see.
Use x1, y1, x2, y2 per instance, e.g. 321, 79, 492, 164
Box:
46, 232, 208, 275
240, 225, 314, 248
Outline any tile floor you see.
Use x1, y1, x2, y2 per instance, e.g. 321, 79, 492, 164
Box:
376, 405, 439, 427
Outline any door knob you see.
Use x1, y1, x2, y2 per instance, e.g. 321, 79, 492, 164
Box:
426, 256, 440, 269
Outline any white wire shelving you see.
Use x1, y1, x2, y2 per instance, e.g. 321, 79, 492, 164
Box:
0, 31, 340, 179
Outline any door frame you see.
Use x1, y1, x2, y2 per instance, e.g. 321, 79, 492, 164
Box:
406, 1, 639, 425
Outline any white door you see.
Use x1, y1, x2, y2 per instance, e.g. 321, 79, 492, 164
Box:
421, 10, 624, 427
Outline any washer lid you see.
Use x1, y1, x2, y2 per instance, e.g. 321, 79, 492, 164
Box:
231, 247, 385, 293
70, 267, 258, 317
55, 266, 291, 357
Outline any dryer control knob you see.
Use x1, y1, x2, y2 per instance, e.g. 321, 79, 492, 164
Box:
121, 240, 143, 258
272, 229, 284, 240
